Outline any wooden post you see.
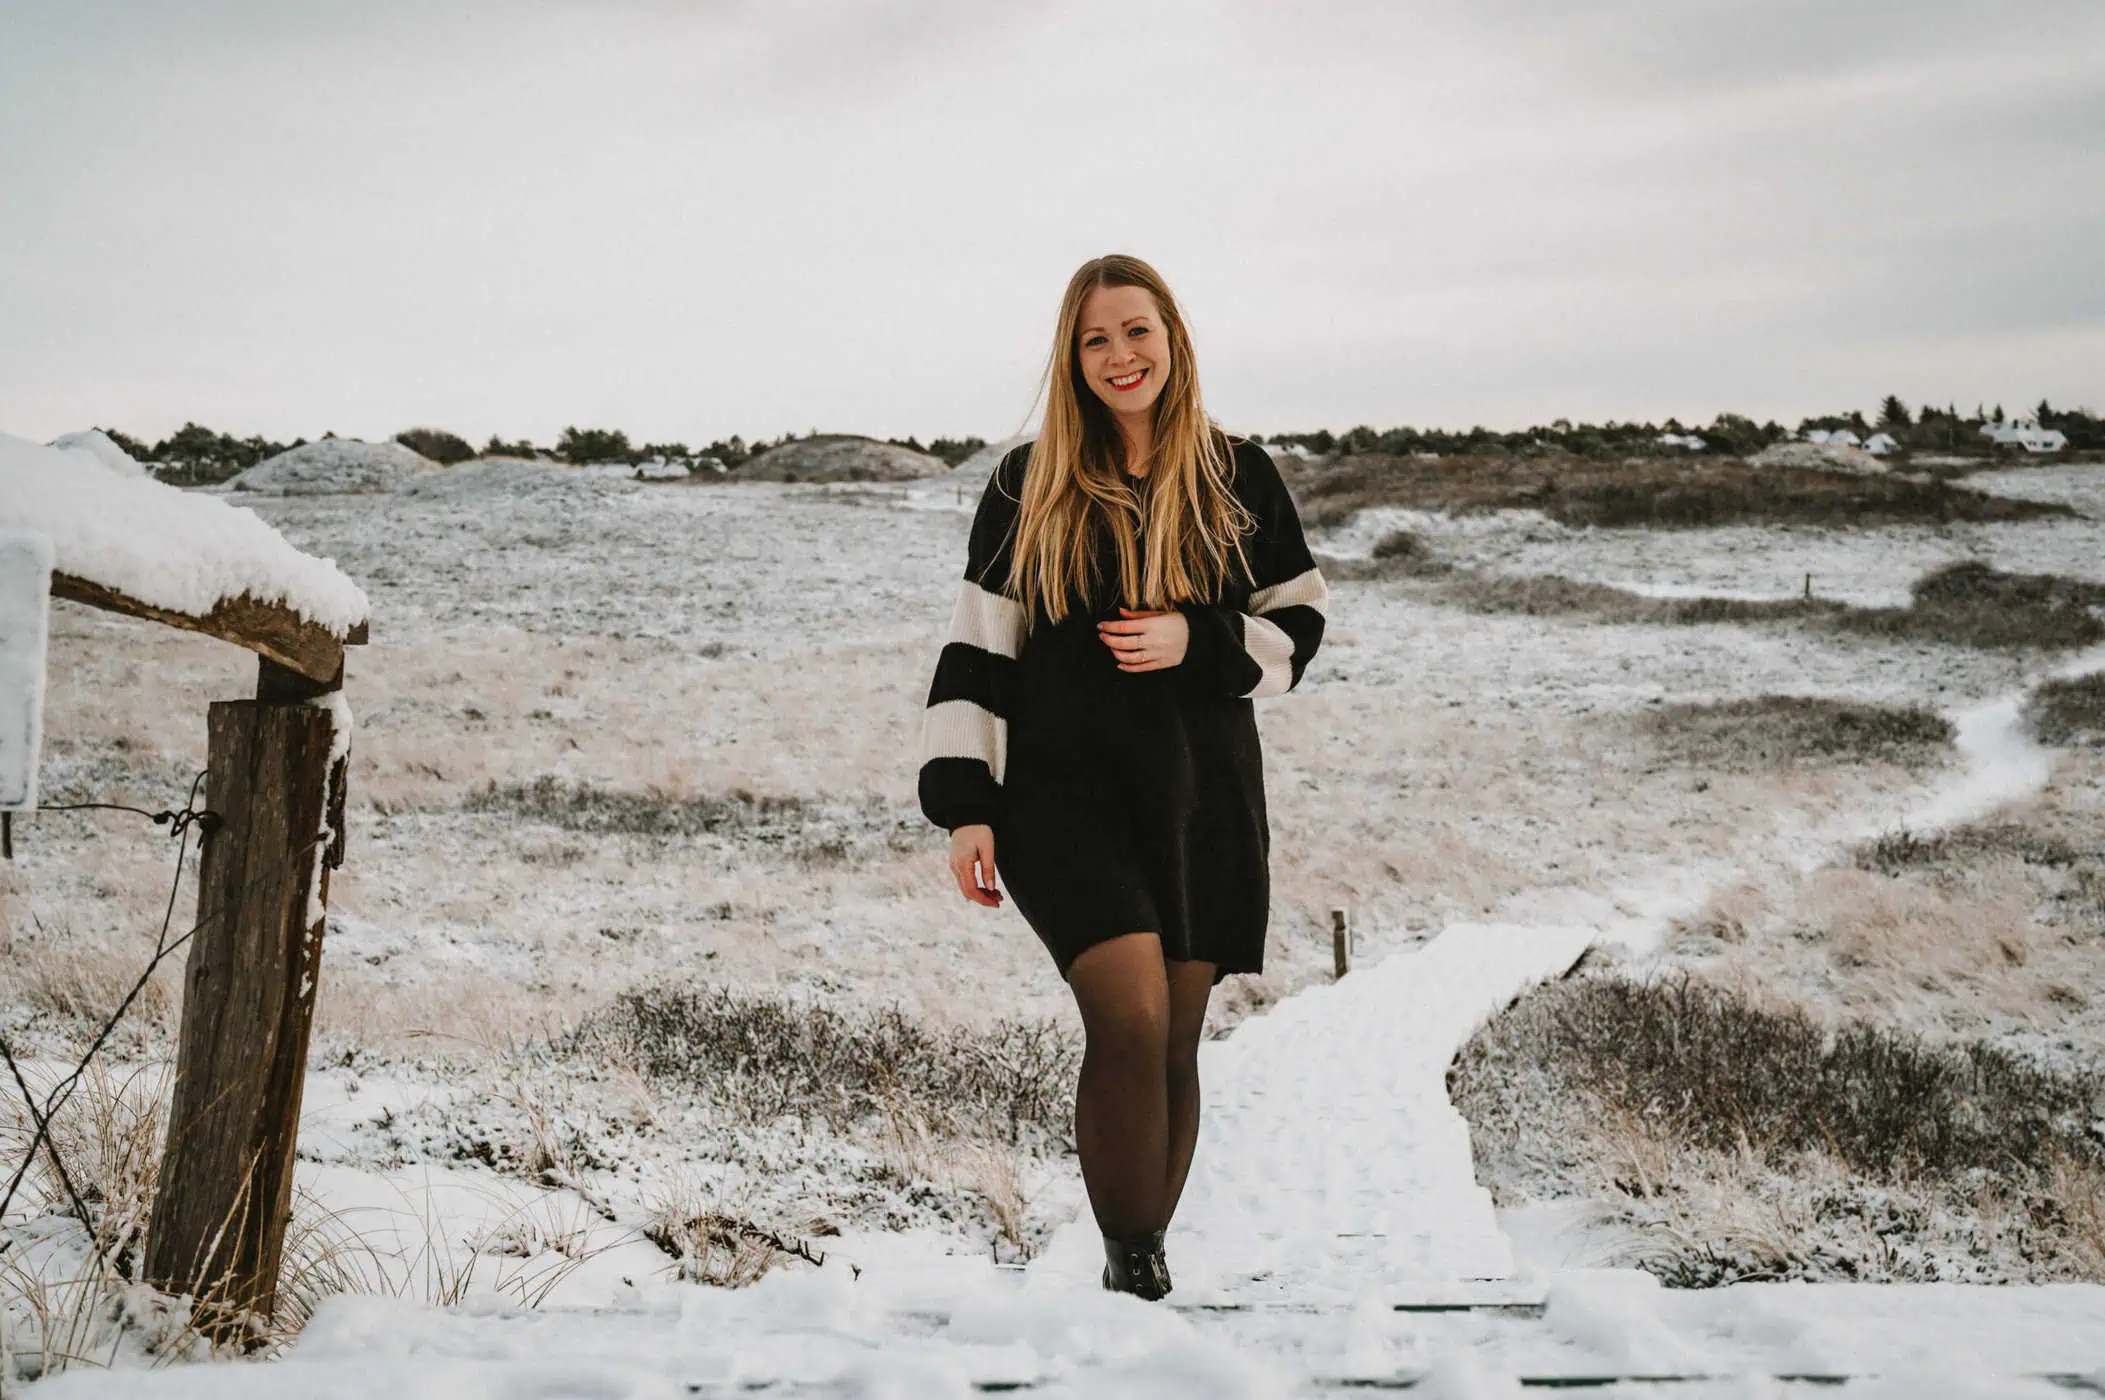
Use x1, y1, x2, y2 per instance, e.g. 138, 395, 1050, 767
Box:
145, 659, 346, 1331
1332, 906, 1351, 979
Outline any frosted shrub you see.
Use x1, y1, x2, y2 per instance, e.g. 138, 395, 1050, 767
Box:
392, 428, 475, 465
565, 987, 1078, 1148
1294, 452, 2066, 532
1642, 696, 1954, 771
2028, 673, 2105, 746
1462, 973, 2103, 1180
1452, 972, 2105, 1282
465, 777, 919, 863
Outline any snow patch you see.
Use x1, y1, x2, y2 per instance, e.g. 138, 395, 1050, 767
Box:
1905, 691, 2058, 834
50, 428, 146, 478
301, 690, 354, 947
1750, 441, 1888, 474
1542, 1269, 1708, 1374
1310, 507, 1569, 561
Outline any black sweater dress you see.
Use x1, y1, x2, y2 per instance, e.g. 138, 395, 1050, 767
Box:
916, 435, 1328, 986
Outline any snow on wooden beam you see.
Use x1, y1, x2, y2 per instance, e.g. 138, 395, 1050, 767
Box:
4, 432, 370, 611
52, 571, 367, 685
4, 431, 371, 683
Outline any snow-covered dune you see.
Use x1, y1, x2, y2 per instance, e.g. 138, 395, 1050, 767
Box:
230, 438, 440, 495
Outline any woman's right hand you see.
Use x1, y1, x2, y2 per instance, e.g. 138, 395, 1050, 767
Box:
949, 824, 1003, 907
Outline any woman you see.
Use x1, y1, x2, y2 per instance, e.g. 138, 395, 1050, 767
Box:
916, 254, 1327, 1299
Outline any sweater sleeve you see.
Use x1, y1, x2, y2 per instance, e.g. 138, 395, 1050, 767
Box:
917, 446, 1030, 832
1176, 441, 1328, 699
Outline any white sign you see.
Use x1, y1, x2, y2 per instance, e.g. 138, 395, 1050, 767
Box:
0, 530, 53, 812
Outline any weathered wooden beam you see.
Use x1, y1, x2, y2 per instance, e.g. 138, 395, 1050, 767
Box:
50, 572, 365, 685
255, 655, 336, 704
145, 690, 342, 1330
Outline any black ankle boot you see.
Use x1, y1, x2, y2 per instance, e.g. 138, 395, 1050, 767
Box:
1100, 1228, 1171, 1300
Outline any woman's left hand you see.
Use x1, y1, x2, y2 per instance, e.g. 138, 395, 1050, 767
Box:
1098, 606, 1189, 672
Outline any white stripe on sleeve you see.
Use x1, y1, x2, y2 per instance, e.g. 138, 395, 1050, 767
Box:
949, 581, 1025, 657
1249, 565, 1328, 618
920, 698, 1008, 783
1239, 613, 1297, 699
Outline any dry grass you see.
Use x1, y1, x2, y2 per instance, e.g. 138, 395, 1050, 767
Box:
1451, 971, 2105, 1283
1854, 822, 2084, 875
0, 1248, 216, 1381
1829, 562, 2105, 651
25, 594, 1948, 1057
643, 1208, 782, 1288
1440, 571, 1820, 627
1248, 688, 1934, 1023
0, 923, 177, 1035
1641, 696, 1954, 771
1294, 452, 2070, 531
0, 1063, 244, 1378
0, 741, 198, 1049
464, 776, 919, 863
639, 1176, 824, 1288
2029, 671, 2105, 747
564, 985, 1079, 1147
1467, 973, 2102, 1180
0, 1063, 171, 1280
957, 1143, 1034, 1260
2049, 1154, 2105, 1278
1322, 529, 1454, 580
271, 1180, 620, 1320
0, 1057, 624, 1382
1687, 866, 2053, 1019
1819, 873, 2041, 982
865, 1078, 1040, 1261
1669, 750, 2105, 1048
1585, 1131, 2105, 1286
1425, 560, 2105, 652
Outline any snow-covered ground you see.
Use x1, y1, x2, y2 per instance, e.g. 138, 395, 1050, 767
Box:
29, 913, 2105, 1395
8, 459, 2105, 1393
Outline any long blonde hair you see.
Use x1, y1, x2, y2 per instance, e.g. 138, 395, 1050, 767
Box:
1005, 254, 1255, 627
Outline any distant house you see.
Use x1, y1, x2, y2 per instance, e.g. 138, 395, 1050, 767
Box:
1979, 419, 2068, 453
1656, 433, 1706, 451
1863, 432, 1900, 455
1805, 428, 1865, 447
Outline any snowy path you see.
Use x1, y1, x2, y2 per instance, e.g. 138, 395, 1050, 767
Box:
1029, 922, 1597, 1305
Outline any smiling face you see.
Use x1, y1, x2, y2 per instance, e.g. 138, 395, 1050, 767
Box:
1074, 282, 1172, 431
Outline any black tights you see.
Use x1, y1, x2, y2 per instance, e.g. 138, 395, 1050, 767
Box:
1064, 932, 1215, 1241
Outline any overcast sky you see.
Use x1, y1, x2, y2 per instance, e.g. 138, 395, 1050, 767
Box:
3, 0, 2101, 446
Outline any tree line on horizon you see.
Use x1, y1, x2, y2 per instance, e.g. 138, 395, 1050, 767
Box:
93, 395, 2099, 485
101, 423, 994, 485
1258, 397, 2101, 459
